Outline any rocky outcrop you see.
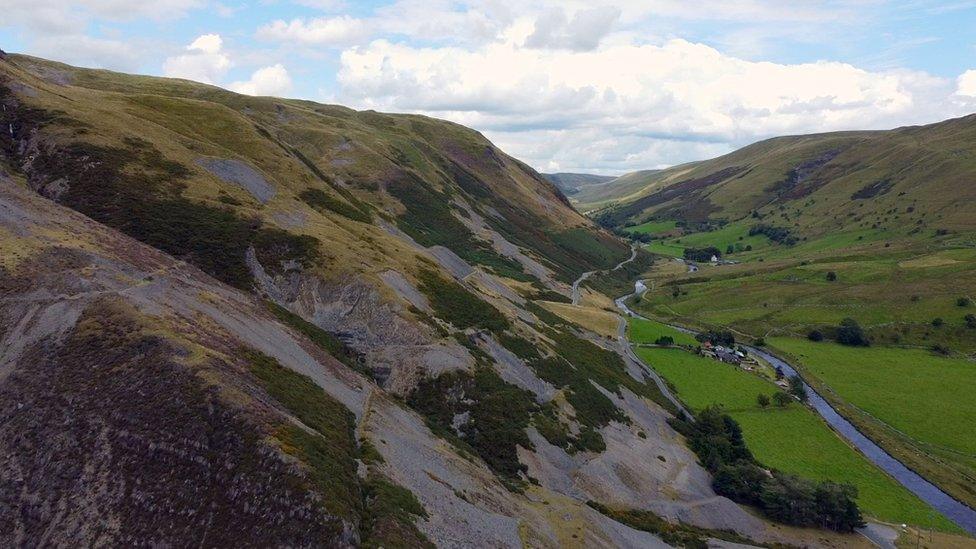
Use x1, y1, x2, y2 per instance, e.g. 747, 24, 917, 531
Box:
196, 157, 275, 203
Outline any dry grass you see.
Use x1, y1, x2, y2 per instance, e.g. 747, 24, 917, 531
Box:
538, 301, 620, 338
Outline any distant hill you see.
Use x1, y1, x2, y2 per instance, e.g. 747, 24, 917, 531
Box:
592, 116, 976, 238
542, 172, 615, 195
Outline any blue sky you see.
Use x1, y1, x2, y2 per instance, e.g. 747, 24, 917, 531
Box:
3, 1, 976, 174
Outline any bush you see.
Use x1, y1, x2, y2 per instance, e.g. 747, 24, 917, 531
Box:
931, 344, 951, 356
788, 375, 808, 403
654, 335, 675, 346
756, 394, 770, 408
772, 392, 792, 407
753, 337, 765, 347
931, 317, 945, 328
836, 318, 869, 347
957, 297, 972, 307
695, 330, 735, 347
416, 268, 509, 333
807, 330, 824, 342
966, 314, 976, 329
407, 368, 537, 483
749, 224, 797, 245
683, 246, 722, 262
826, 271, 837, 282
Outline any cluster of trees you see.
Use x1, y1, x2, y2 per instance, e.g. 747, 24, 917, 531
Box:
683, 246, 722, 262
808, 318, 869, 347
695, 330, 736, 347
670, 408, 864, 532
748, 224, 797, 245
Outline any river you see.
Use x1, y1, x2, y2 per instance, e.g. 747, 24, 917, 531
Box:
615, 280, 976, 536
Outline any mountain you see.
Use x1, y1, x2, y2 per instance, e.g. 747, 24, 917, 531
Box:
0, 53, 866, 547
591, 117, 976, 234
565, 169, 669, 211
542, 172, 615, 196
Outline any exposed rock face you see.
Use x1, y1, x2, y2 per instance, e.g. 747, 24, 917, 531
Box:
249, 262, 475, 394
196, 157, 275, 203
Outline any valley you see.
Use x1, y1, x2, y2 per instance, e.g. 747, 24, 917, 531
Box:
1, 47, 975, 548
588, 114, 976, 542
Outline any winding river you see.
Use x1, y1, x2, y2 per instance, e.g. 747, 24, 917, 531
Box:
616, 280, 976, 536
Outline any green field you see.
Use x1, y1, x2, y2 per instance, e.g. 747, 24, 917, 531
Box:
635, 346, 959, 531
644, 240, 686, 257
627, 317, 698, 346
769, 337, 976, 460
627, 220, 677, 235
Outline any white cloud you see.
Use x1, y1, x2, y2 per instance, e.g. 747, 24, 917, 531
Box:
256, 16, 368, 46
957, 70, 976, 97
337, 37, 970, 171
29, 34, 142, 71
525, 6, 621, 51
2, 0, 203, 30
162, 34, 231, 84
229, 64, 294, 96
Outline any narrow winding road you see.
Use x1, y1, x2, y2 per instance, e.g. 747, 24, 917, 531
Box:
570, 245, 638, 305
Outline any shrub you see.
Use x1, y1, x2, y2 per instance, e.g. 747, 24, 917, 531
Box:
407, 368, 537, 483
836, 318, 869, 347
931, 344, 951, 356
807, 330, 824, 342
788, 375, 808, 402
654, 335, 675, 346
695, 330, 735, 347
957, 297, 972, 307
756, 394, 770, 408
752, 337, 765, 347
416, 268, 509, 333
966, 314, 976, 329
826, 271, 837, 282
931, 317, 945, 328
772, 392, 792, 407
684, 246, 722, 262
299, 188, 371, 223
749, 224, 797, 245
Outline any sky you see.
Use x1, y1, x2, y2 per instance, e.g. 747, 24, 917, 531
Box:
2, 1, 976, 175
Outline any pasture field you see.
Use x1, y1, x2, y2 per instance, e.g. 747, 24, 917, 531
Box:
644, 240, 685, 257
627, 220, 677, 235
627, 317, 698, 346
637, 240, 976, 353
769, 338, 976, 457
634, 346, 960, 531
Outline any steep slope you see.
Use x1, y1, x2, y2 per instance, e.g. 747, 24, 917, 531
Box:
0, 52, 869, 547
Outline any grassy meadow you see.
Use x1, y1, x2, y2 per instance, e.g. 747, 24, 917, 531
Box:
634, 346, 960, 532
627, 317, 698, 346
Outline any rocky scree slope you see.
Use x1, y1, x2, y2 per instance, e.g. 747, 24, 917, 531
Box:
0, 53, 849, 547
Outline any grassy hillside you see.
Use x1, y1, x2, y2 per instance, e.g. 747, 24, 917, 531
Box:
543, 172, 615, 196
0, 54, 628, 290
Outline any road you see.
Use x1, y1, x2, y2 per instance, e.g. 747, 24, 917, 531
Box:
570, 245, 637, 306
